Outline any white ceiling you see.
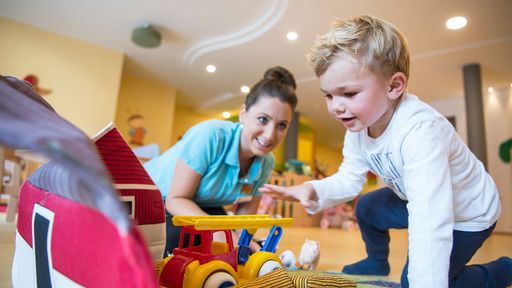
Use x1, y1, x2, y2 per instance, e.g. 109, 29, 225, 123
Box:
1, 0, 511, 148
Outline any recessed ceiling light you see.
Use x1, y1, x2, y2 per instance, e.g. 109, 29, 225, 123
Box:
206, 65, 216, 73
222, 111, 231, 119
240, 85, 250, 93
287, 31, 298, 41
488, 87, 494, 93
446, 16, 467, 30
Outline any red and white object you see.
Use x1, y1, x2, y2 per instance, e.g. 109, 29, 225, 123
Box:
93, 122, 165, 261
12, 181, 157, 287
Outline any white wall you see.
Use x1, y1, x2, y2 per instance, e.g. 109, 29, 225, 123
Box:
429, 97, 468, 144
483, 87, 512, 233
429, 86, 512, 233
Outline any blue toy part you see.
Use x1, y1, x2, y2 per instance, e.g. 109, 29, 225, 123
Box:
261, 226, 282, 253
237, 229, 254, 265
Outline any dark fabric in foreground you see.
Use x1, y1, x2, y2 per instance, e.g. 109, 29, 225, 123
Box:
0, 75, 128, 232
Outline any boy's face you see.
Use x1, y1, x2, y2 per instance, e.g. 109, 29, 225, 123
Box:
319, 53, 399, 138
239, 96, 292, 158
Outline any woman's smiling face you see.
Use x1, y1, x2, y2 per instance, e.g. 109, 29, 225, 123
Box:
239, 96, 292, 158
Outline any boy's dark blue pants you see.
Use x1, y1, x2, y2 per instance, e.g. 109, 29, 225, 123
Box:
356, 187, 509, 288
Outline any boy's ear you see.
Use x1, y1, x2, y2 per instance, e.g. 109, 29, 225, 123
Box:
387, 72, 407, 100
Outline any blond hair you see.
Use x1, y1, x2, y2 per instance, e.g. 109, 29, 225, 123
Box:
307, 15, 410, 79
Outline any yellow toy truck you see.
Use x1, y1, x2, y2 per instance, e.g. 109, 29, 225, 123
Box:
157, 215, 293, 287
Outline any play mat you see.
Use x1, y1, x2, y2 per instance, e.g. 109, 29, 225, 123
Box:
233, 268, 401, 288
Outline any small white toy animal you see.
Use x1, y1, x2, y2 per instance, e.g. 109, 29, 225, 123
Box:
299, 239, 320, 270
279, 250, 297, 269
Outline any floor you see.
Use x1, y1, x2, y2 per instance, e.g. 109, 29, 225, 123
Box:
1, 213, 511, 287
268, 226, 512, 282
0, 214, 15, 288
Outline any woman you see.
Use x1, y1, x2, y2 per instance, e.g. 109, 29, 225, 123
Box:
144, 66, 298, 256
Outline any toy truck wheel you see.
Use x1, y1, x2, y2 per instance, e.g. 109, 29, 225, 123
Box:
243, 252, 283, 281
257, 259, 281, 277
203, 271, 236, 288
185, 260, 238, 288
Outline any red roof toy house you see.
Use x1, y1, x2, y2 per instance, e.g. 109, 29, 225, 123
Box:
93, 122, 166, 262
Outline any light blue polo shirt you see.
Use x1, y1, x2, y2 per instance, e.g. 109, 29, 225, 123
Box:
144, 120, 274, 207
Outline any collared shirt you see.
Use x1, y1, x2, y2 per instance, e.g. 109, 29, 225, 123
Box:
144, 120, 274, 207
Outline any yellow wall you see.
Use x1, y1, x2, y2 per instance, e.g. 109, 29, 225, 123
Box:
298, 132, 315, 166
272, 141, 286, 171
171, 104, 214, 146
296, 117, 317, 168
0, 17, 124, 136
115, 74, 177, 151
315, 144, 342, 176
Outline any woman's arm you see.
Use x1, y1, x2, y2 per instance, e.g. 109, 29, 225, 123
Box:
236, 196, 262, 215
165, 158, 207, 216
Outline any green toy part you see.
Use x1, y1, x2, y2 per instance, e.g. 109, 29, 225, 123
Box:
499, 138, 512, 163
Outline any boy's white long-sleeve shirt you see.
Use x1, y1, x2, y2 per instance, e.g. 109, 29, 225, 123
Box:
307, 94, 501, 288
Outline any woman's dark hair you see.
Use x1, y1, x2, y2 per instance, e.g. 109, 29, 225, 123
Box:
244, 66, 297, 111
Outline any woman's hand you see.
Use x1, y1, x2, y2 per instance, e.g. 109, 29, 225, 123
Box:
259, 183, 319, 209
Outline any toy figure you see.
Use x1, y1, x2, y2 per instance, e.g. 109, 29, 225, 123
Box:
320, 203, 356, 230
128, 114, 147, 146
299, 239, 320, 270
23, 74, 52, 95
279, 250, 298, 270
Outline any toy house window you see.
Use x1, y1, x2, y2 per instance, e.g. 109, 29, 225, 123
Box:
119, 196, 135, 220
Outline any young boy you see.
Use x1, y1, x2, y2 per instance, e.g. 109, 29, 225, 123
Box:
260, 15, 512, 288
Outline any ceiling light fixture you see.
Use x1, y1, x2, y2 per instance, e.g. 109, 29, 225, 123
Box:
206, 65, 216, 73
488, 87, 494, 93
222, 111, 231, 119
131, 22, 161, 48
446, 16, 467, 30
287, 31, 298, 41
240, 85, 250, 93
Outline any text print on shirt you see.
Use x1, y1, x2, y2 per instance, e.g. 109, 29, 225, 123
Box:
369, 152, 406, 198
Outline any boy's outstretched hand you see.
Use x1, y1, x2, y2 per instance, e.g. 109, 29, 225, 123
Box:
259, 183, 319, 210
